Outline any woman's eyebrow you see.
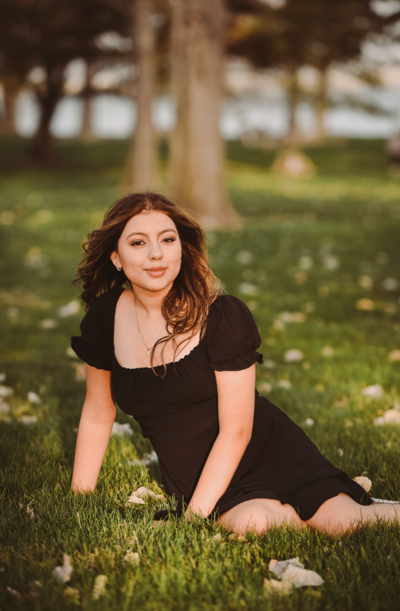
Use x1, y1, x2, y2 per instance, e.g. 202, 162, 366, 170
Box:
126, 228, 177, 240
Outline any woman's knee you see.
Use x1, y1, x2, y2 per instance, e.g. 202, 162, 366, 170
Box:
306, 493, 367, 535
219, 499, 303, 535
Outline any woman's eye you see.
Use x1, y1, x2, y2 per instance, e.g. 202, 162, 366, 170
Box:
130, 240, 144, 246
163, 237, 175, 243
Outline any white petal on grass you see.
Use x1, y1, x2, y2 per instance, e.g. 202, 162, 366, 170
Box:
284, 349, 304, 363
321, 346, 335, 357
382, 278, 399, 291
362, 384, 384, 399
129, 450, 159, 467
356, 298, 375, 311
388, 350, 400, 362
278, 380, 292, 389
92, 575, 108, 600
0, 386, 13, 398
305, 418, 314, 426
353, 476, 372, 492
52, 554, 73, 584
57, 300, 80, 317
298, 255, 314, 270
258, 382, 272, 394
0, 402, 10, 415
237, 282, 258, 296
111, 422, 134, 437
262, 359, 276, 369
358, 275, 374, 289
123, 551, 139, 564
18, 415, 39, 425
27, 392, 41, 403
323, 255, 340, 271
39, 319, 58, 330
268, 557, 324, 588
236, 251, 254, 265
134, 486, 165, 500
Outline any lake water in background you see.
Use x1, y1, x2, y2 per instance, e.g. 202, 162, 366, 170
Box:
14, 88, 400, 141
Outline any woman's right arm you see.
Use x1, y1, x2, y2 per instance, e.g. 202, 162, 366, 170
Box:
71, 364, 116, 493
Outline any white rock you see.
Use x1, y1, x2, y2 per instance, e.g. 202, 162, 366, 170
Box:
305, 418, 314, 426
278, 380, 292, 389
382, 278, 399, 291
111, 422, 133, 437
27, 392, 41, 404
387, 350, 400, 362
0, 386, 13, 398
321, 346, 335, 357
362, 384, 384, 399
57, 300, 80, 317
258, 382, 272, 394
52, 554, 73, 584
284, 349, 304, 363
353, 476, 372, 492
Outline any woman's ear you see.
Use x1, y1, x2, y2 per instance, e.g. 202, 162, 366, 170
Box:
110, 251, 121, 270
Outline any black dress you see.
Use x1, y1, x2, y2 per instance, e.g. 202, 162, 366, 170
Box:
71, 288, 372, 521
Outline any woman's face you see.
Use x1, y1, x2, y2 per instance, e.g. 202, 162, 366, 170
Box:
111, 210, 182, 293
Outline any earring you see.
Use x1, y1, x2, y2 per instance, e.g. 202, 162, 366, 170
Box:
116, 265, 122, 272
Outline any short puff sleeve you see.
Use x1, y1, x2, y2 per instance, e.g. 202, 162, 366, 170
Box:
207, 295, 263, 371
71, 289, 122, 371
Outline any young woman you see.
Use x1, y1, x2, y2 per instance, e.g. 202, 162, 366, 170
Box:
71, 192, 399, 537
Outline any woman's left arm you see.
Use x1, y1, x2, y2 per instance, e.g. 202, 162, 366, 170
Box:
185, 363, 256, 519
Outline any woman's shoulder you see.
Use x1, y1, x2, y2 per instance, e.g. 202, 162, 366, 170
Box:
208, 293, 254, 317
86, 286, 125, 316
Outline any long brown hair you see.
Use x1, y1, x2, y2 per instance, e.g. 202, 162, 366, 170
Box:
73, 192, 223, 376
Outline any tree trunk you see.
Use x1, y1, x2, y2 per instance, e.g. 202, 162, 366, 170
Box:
80, 94, 94, 141
315, 68, 328, 141
286, 67, 300, 143
169, 0, 240, 229
124, 0, 156, 189
30, 65, 64, 166
0, 87, 17, 134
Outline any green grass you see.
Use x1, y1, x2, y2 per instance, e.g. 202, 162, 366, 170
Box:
1, 136, 400, 610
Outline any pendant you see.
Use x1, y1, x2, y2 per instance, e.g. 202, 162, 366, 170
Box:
146, 349, 151, 356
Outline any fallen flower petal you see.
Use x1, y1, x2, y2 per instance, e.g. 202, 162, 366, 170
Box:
123, 552, 139, 564
362, 384, 384, 399
282, 565, 324, 587
52, 554, 73, 584
264, 578, 292, 594
92, 575, 108, 600
353, 476, 372, 493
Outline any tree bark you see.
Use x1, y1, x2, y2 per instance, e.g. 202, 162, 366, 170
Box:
124, 0, 157, 189
80, 94, 94, 141
30, 65, 64, 166
286, 67, 300, 143
0, 86, 17, 134
315, 67, 328, 141
169, 0, 240, 229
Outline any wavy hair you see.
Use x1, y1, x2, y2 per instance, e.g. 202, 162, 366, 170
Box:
73, 192, 223, 376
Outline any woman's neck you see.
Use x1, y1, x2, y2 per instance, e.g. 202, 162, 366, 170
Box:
130, 284, 172, 319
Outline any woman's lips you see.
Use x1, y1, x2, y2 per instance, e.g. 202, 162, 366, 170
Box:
145, 268, 167, 277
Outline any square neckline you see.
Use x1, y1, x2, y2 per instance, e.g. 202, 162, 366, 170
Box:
112, 288, 209, 372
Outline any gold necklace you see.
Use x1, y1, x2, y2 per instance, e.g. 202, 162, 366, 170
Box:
134, 297, 166, 357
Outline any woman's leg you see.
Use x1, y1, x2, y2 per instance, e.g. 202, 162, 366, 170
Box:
306, 493, 400, 536
216, 498, 306, 535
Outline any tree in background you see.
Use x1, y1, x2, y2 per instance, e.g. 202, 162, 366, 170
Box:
169, 0, 240, 228
0, 0, 129, 164
227, 0, 383, 141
